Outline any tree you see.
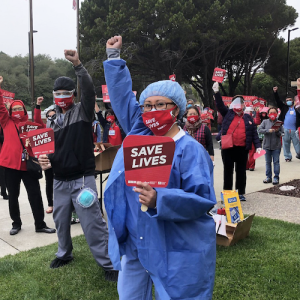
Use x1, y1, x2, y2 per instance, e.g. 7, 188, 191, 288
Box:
0, 52, 76, 109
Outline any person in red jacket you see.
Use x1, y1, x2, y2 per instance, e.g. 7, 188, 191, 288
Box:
0, 91, 56, 235
34, 96, 55, 214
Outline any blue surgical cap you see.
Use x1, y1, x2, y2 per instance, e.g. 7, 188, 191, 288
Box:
139, 80, 187, 119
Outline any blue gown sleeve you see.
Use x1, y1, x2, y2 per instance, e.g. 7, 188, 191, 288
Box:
147, 139, 217, 222
103, 59, 141, 135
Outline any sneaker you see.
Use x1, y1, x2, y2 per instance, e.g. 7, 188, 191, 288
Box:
239, 195, 246, 201
296, 154, 300, 160
50, 257, 73, 269
263, 177, 272, 183
105, 270, 119, 282
285, 159, 292, 162
249, 168, 255, 171
273, 178, 279, 185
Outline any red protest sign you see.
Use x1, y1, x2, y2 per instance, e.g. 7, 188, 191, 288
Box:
253, 149, 266, 160
222, 96, 232, 106
123, 135, 175, 187
18, 121, 43, 138
271, 120, 283, 130
27, 128, 55, 157
169, 74, 176, 81
212, 68, 226, 83
0, 88, 15, 99
102, 85, 110, 103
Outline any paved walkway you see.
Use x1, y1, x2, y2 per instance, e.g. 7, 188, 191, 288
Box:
0, 147, 300, 258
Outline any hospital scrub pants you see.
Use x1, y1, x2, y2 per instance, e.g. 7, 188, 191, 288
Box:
53, 175, 113, 270
118, 235, 170, 300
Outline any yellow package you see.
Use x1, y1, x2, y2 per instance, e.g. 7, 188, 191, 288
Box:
221, 190, 244, 224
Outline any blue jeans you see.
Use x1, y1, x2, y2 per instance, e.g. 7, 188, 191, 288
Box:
265, 149, 281, 179
282, 128, 300, 159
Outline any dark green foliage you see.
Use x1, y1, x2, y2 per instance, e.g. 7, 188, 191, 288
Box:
79, 0, 297, 107
0, 52, 76, 109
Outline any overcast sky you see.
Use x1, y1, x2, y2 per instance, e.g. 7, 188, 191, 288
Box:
0, 0, 300, 60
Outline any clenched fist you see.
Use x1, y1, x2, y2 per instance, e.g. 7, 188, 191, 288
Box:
0, 76, 3, 85
36, 96, 44, 105
106, 36, 122, 49
64, 50, 81, 66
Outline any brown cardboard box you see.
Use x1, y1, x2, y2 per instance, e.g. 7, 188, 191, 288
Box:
94, 143, 121, 171
216, 214, 255, 246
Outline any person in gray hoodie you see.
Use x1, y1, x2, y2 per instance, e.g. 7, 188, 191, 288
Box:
258, 107, 284, 185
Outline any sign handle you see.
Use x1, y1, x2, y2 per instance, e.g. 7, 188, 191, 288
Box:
141, 204, 148, 212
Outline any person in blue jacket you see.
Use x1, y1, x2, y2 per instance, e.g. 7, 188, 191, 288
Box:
103, 36, 217, 300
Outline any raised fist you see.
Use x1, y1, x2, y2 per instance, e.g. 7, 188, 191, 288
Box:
64, 50, 81, 66
36, 96, 44, 105
273, 86, 278, 93
106, 36, 122, 49
0, 76, 3, 85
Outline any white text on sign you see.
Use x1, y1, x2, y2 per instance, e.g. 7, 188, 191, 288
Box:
32, 132, 51, 146
131, 145, 166, 168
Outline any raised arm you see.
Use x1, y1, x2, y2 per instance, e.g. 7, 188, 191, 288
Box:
34, 97, 46, 128
64, 50, 96, 122
103, 36, 141, 135
0, 90, 9, 128
273, 86, 285, 110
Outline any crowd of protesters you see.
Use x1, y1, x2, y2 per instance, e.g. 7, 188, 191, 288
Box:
1, 34, 300, 299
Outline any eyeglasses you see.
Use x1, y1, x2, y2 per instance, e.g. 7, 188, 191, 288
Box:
11, 107, 24, 112
140, 102, 175, 112
53, 90, 74, 97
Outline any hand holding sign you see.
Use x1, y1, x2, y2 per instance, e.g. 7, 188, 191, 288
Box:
38, 154, 52, 170
133, 181, 157, 210
253, 149, 266, 160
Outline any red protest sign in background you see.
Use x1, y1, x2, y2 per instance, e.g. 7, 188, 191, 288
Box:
123, 135, 175, 188
19, 121, 43, 138
212, 68, 226, 83
169, 74, 176, 81
27, 128, 55, 157
0, 88, 15, 105
102, 85, 110, 103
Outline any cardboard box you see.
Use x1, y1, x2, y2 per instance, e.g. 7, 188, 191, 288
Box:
216, 214, 255, 246
94, 143, 121, 171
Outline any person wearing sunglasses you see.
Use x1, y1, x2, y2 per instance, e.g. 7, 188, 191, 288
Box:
103, 36, 216, 300
38, 50, 117, 281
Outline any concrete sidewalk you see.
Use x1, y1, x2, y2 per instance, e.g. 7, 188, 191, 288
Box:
0, 147, 300, 258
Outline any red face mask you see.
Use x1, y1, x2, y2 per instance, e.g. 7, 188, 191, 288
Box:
187, 115, 200, 124
233, 108, 243, 115
54, 96, 74, 109
11, 111, 27, 122
106, 116, 115, 123
269, 113, 277, 121
142, 106, 177, 136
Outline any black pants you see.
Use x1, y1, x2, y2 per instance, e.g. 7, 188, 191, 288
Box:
0, 167, 7, 196
221, 146, 249, 195
5, 167, 46, 230
44, 168, 54, 207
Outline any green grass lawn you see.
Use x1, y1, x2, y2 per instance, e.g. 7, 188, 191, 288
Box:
1, 216, 300, 300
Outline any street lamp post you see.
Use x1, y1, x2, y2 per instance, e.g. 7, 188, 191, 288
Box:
286, 27, 299, 95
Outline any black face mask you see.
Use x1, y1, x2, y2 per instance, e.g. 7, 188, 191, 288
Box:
47, 114, 56, 122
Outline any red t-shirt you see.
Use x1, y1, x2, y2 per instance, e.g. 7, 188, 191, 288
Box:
108, 123, 122, 146
227, 115, 246, 147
